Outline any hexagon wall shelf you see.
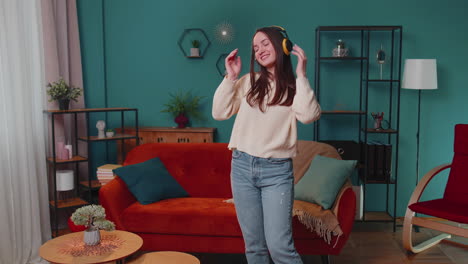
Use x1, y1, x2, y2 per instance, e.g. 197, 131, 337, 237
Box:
178, 28, 211, 58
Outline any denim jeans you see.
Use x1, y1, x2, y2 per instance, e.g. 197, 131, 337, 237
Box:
231, 149, 303, 264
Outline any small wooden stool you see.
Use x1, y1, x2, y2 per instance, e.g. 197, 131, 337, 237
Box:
128, 251, 200, 264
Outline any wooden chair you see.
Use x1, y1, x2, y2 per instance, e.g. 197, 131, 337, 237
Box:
403, 124, 468, 253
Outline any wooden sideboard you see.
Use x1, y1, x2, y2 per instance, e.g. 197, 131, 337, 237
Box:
116, 127, 216, 163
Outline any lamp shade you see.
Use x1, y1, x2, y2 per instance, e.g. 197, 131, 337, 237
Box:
402, 59, 438, 90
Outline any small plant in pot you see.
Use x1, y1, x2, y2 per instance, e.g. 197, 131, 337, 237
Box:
46, 77, 82, 110
71, 204, 115, 246
106, 128, 115, 138
161, 91, 204, 128
190, 39, 200, 57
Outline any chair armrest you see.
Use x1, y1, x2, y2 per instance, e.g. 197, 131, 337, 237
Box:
407, 163, 451, 206
99, 177, 137, 230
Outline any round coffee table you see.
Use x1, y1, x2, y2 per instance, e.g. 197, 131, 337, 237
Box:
39, 230, 143, 264
128, 251, 200, 264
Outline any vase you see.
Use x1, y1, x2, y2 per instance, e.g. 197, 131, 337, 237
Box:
190, 48, 200, 57
175, 113, 189, 128
83, 228, 100, 246
58, 99, 70, 110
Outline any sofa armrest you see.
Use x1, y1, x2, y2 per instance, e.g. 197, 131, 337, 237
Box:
99, 177, 137, 230
324, 185, 355, 252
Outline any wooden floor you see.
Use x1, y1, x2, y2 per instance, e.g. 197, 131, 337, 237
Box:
109, 220, 467, 264
179, 221, 467, 264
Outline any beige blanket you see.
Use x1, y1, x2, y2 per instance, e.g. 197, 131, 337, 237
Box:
291, 140, 348, 246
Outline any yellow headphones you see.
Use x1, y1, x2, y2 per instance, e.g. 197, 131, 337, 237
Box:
270, 25, 293, 56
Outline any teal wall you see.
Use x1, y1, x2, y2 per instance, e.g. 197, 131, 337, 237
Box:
77, 0, 468, 217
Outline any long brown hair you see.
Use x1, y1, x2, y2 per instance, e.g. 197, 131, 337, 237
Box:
247, 27, 296, 112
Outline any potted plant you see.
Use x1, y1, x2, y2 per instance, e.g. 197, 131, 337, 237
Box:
106, 128, 115, 138
46, 77, 83, 110
161, 91, 204, 128
71, 204, 115, 245
190, 39, 200, 57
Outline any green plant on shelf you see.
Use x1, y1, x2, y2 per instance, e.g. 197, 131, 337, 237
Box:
161, 91, 204, 120
191, 39, 200, 48
46, 77, 82, 102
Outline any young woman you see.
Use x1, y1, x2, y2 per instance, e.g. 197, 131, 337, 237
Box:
212, 26, 321, 264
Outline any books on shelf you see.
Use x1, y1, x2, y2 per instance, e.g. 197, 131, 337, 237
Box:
365, 141, 392, 182
97, 164, 122, 185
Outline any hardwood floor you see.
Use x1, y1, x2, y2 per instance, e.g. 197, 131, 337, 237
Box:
185, 221, 467, 264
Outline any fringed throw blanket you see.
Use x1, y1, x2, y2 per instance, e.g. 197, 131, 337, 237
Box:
292, 200, 342, 247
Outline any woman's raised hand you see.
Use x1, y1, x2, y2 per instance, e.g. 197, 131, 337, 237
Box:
225, 48, 241, 81
291, 44, 307, 78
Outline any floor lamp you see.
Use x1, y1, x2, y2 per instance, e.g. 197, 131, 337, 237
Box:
402, 59, 438, 186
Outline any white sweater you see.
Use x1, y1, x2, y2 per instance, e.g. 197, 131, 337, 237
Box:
212, 74, 321, 158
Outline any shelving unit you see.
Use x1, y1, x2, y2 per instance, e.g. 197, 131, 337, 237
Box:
313, 26, 402, 230
44, 107, 139, 237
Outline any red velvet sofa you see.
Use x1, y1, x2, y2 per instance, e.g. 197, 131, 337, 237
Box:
99, 142, 355, 257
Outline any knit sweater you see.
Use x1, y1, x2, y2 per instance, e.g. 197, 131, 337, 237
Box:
212, 74, 321, 158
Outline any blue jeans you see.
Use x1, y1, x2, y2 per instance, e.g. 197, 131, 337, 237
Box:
231, 150, 303, 264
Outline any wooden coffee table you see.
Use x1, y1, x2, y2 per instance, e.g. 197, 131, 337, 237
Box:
39, 230, 143, 264
128, 251, 200, 264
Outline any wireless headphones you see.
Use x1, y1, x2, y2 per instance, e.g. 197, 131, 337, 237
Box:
270, 25, 293, 56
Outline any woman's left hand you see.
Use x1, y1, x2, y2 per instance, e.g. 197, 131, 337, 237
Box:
291, 44, 307, 78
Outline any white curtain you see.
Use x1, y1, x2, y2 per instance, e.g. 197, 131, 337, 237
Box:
0, 0, 51, 263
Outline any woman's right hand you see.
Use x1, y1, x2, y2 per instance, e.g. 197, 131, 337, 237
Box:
225, 48, 241, 81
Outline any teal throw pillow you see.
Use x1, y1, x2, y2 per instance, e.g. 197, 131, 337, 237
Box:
113, 157, 188, 205
295, 155, 356, 210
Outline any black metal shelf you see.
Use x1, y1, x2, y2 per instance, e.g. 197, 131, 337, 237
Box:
317, 25, 402, 32
319, 56, 368, 61
314, 25, 402, 231
44, 107, 139, 237
367, 79, 400, 83
322, 110, 367, 115
78, 134, 138, 142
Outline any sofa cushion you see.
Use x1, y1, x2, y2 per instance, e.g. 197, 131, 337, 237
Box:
295, 155, 356, 210
120, 197, 322, 239
124, 143, 233, 198
113, 157, 188, 205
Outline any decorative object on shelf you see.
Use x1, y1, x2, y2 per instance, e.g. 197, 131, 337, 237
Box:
402, 59, 438, 186
96, 120, 106, 138
64, 143, 73, 159
214, 20, 235, 45
161, 91, 204, 128
178, 28, 211, 58
106, 128, 115, 138
190, 40, 200, 57
332, 39, 349, 57
56, 140, 69, 160
371, 112, 384, 129
46, 77, 83, 110
216, 53, 229, 77
71, 204, 115, 246
376, 44, 386, 79
56, 170, 74, 191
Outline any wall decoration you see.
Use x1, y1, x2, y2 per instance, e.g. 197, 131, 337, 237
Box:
214, 21, 235, 45
216, 53, 229, 77
177, 28, 211, 58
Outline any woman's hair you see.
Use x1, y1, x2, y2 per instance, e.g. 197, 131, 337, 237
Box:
247, 27, 296, 112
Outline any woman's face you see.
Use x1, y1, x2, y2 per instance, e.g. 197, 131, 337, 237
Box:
253, 31, 276, 69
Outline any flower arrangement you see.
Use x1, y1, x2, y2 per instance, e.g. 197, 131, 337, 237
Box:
71, 204, 115, 231
46, 77, 83, 102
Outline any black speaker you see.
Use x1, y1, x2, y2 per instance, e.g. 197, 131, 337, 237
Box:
320, 140, 361, 161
